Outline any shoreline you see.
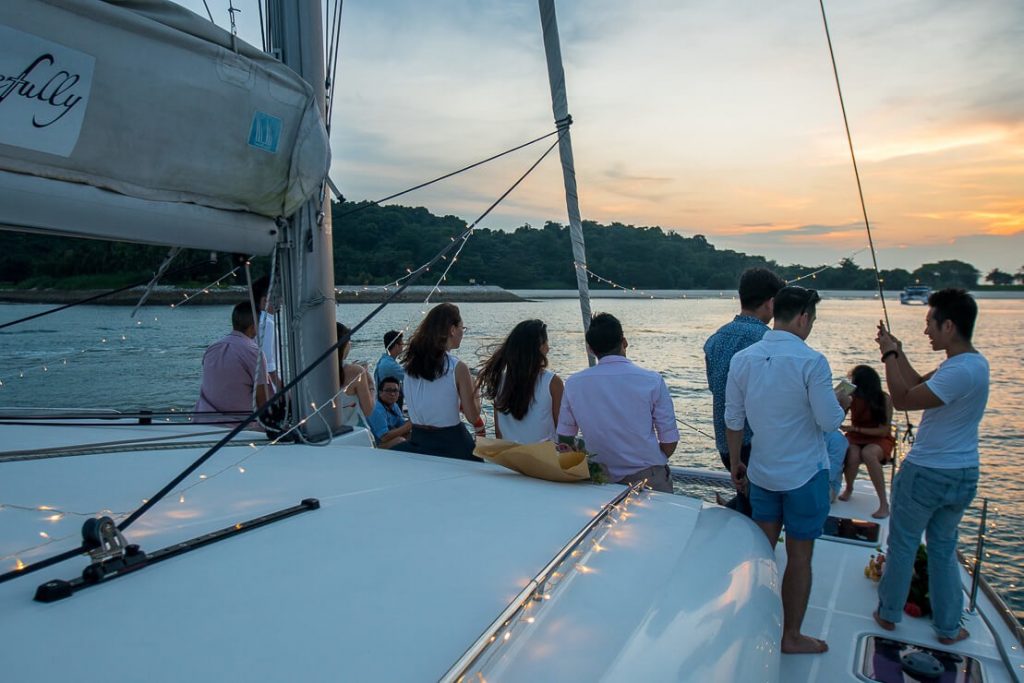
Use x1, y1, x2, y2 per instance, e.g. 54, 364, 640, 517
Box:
2, 286, 1022, 306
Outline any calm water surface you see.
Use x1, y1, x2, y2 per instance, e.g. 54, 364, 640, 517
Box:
1, 296, 1021, 618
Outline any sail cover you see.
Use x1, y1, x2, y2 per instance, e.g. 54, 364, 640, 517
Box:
0, 0, 331, 254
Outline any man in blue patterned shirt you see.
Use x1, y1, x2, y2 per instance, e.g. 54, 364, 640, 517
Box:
704, 267, 785, 515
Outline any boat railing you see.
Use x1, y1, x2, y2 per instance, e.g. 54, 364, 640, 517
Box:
440, 481, 647, 682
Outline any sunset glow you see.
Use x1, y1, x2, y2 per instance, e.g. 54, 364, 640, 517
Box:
180, 0, 1023, 272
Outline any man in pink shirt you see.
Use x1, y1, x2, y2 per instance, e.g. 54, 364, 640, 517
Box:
193, 302, 270, 428
556, 313, 679, 492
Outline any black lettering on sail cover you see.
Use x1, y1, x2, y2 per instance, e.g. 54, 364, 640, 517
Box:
0, 53, 85, 128
0, 25, 95, 157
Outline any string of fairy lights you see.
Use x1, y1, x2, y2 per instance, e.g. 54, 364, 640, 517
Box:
0, 266, 244, 390
0, 373, 364, 571
573, 246, 871, 301
1, 135, 555, 565
448, 485, 647, 680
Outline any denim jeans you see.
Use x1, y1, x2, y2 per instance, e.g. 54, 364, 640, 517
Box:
877, 461, 978, 638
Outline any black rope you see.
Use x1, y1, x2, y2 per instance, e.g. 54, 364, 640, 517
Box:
818, 0, 913, 443
0, 420, 252, 427
335, 128, 563, 217
115, 132, 561, 529
0, 259, 213, 332
0, 411, 249, 421
201, 0, 215, 23
0, 133, 562, 586
0, 136, 564, 587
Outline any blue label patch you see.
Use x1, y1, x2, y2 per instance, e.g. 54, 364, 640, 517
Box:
248, 111, 281, 153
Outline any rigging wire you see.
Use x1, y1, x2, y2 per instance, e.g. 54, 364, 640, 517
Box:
334, 129, 562, 217
818, 0, 913, 442
201, 0, 215, 23
324, 0, 344, 129
0, 131, 566, 587
170, 265, 242, 309
817, 1, 889, 327
0, 259, 215, 332
256, 0, 267, 53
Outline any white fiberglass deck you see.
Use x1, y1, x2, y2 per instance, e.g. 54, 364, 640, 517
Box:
781, 484, 1024, 682
0, 425, 778, 682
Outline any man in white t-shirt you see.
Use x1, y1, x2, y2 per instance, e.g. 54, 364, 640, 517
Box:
725, 286, 848, 655
874, 288, 988, 646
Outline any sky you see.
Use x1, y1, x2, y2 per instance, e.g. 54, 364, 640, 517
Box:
183, 0, 1023, 275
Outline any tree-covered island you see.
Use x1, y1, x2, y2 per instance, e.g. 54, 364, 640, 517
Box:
0, 198, 1015, 292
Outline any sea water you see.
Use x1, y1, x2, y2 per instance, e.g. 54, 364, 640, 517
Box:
1, 295, 1021, 619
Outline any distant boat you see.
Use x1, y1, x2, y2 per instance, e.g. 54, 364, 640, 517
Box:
900, 284, 932, 305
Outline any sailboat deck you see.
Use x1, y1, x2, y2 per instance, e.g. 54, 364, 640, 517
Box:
0, 427, 780, 681
781, 485, 1024, 682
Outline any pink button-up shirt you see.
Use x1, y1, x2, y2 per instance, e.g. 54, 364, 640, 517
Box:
193, 330, 268, 427
557, 355, 679, 481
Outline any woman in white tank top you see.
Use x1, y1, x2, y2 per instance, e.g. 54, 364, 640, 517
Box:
477, 319, 564, 444
397, 303, 481, 461
336, 322, 374, 428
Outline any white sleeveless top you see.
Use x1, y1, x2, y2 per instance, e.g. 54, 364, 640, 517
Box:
405, 352, 461, 427
497, 370, 556, 444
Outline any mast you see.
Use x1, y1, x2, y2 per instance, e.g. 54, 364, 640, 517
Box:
537, 0, 595, 366
267, 0, 341, 436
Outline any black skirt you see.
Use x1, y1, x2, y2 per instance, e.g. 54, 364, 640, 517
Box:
395, 424, 480, 462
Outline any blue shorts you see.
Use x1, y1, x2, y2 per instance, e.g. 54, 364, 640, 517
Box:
749, 469, 830, 540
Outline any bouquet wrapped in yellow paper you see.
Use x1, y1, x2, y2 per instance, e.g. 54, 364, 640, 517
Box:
474, 437, 590, 483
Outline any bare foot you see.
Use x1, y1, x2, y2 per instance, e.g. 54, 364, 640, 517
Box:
872, 506, 890, 519
781, 634, 829, 654
837, 489, 853, 502
873, 610, 896, 631
715, 492, 727, 506
938, 627, 970, 645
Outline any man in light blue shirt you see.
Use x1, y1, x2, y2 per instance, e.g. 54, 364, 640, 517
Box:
374, 330, 405, 390
725, 286, 848, 655
874, 288, 988, 645
704, 266, 784, 515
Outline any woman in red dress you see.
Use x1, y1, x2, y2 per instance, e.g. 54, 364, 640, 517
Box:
838, 364, 895, 518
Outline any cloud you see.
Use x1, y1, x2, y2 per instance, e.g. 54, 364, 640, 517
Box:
178, 0, 1023, 275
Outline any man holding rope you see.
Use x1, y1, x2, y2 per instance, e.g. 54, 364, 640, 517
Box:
874, 288, 988, 645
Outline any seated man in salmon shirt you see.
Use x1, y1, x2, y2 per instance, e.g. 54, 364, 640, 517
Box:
193, 302, 269, 428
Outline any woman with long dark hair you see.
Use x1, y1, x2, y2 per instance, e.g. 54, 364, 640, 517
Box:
839, 364, 895, 518
477, 319, 563, 443
399, 303, 481, 461
336, 322, 374, 427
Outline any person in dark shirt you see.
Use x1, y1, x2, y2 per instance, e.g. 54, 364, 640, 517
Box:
703, 267, 784, 515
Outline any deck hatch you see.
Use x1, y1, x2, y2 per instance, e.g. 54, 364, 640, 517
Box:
860, 635, 984, 682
